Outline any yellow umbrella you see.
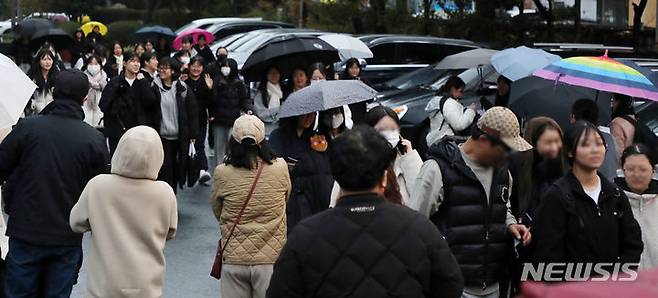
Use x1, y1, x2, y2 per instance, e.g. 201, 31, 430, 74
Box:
81, 21, 108, 36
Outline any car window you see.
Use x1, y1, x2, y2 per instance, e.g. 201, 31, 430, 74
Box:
367, 43, 396, 65
636, 101, 658, 136
429, 65, 497, 91
394, 43, 439, 64
385, 66, 451, 89
232, 33, 277, 52
439, 45, 478, 60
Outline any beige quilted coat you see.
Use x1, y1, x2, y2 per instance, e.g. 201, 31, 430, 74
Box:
212, 157, 291, 265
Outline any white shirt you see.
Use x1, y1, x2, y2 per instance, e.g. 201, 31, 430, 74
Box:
584, 176, 602, 204
126, 77, 135, 86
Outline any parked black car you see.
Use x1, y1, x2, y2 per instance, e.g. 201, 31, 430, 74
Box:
356, 35, 482, 85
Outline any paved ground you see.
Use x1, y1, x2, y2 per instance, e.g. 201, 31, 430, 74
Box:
68, 181, 221, 297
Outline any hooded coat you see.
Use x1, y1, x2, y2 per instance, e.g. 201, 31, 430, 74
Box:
70, 126, 178, 298
616, 178, 658, 270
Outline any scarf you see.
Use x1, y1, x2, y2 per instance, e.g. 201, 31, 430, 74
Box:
114, 55, 124, 73
266, 82, 283, 109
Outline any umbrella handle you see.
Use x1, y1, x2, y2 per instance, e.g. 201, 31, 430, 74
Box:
553, 73, 565, 90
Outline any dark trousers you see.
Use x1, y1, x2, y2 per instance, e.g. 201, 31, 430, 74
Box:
159, 138, 181, 193
108, 137, 120, 157
5, 238, 82, 298
195, 121, 209, 171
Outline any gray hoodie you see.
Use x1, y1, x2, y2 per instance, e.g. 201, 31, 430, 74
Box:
153, 77, 179, 140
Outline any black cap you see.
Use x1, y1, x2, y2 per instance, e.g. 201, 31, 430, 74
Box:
53, 69, 90, 102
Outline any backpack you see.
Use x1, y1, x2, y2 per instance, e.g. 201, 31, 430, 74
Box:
438, 97, 478, 137
620, 115, 658, 159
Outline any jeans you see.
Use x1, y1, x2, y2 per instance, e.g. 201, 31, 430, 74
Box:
5, 238, 82, 298
211, 124, 232, 170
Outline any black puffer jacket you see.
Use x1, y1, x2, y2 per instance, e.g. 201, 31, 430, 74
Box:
267, 194, 464, 298
532, 171, 643, 279
428, 139, 510, 289
209, 77, 252, 126
99, 73, 158, 138
0, 100, 109, 246
269, 126, 334, 231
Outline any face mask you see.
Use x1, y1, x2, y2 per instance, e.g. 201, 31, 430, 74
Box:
87, 65, 101, 75
380, 130, 401, 148
217, 54, 227, 61
180, 57, 191, 65
331, 113, 344, 129
221, 66, 231, 77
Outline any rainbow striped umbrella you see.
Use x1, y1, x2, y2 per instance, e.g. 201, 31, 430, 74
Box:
533, 51, 658, 101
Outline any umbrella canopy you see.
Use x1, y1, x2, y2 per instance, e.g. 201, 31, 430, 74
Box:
435, 48, 498, 70
173, 28, 214, 50
30, 28, 74, 50
0, 53, 37, 128
80, 21, 108, 36
319, 34, 373, 61
491, 46, 561, 81
15, 18, 54, 38
534, 51, 658, 101
509, 76, 611, 128
279, 80, 377, 118
134, 26, 176, 43
242, 35, 341, 82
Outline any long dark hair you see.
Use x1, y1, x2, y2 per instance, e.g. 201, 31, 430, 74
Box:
259, 65, 284, 107
516, 117, 567, 216
365, 106, 400, 128
612, 94, 635, 119
343, 58, 361, 80
564, 120, 607, 166
225, 138, 276, 170
29, 48, 58, 95
309, 62, 327, 80
82, 54, 102, 72
437, 75, 465, 97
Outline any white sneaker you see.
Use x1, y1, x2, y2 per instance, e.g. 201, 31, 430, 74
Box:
198, 170, 211, 185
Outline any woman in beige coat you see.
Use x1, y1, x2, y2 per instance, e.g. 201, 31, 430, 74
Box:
70, 126, 178, 298
212, 115, 291, 298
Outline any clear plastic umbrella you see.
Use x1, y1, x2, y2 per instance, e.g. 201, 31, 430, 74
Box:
491, 46, 561, 81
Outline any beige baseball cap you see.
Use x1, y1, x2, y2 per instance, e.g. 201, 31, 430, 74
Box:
232, 115, 265, 144
477, 107, 532, 152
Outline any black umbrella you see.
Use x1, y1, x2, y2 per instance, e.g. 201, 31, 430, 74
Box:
15, 18, 55, 38
241, 35, 340, 82
30, 28, 74, 50
509, 76, 612, 128
134, 26, 177, 43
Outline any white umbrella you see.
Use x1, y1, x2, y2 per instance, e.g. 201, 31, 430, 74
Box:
435, 48, 499, 70
0, 53, 37, 128
491, 46, 561, 81
319, 34, 373, 61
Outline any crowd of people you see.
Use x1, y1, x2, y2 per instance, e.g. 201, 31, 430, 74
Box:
0, 26, 657, 298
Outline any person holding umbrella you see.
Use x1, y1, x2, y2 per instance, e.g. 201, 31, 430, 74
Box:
289, 66, 309, 93
86, 25, 104, 46
269, 112, 334, 231
145, 40, 155, 54
193, 35, 215, 65
209, 58, 252, 165
27, 48, 58, 115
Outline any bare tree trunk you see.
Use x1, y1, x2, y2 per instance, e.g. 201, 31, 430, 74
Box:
633, 0, 649, 49
574, 0, 581, 41
423, 0, 432, 35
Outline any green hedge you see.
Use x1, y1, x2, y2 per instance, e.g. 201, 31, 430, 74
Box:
90, 7, 145, 24
58, 21, 81, 36
106, 21, 144, 45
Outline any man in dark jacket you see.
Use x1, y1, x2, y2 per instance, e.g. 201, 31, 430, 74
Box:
100, 51, 158, 155
267, 126, 464, 298
0, 69, 109, 298
410, 107, 532, 297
